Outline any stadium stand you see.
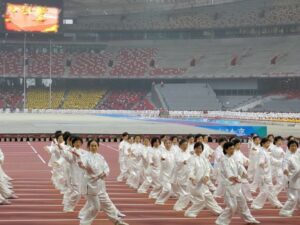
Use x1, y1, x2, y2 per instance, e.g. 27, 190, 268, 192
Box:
26, 88, 65, 109
1, 35, 300, 79
155, 83, 222, 110
218, 95, 262, 110
62, 89, 106, 109
0, 89, 23, 109
74, 0, 300, 31
98, 89, 151, 110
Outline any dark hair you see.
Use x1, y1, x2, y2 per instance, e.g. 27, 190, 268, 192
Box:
87, 139, 99, 148
179, 139, 188, 146
54, 131, 63, 140
160, 135, 166, 139
151, 137, 160, 147
287, 136, 295, 142
288, 140, 299, 148
122, 132, 129, 137
194, 142, 204, 150
186, 134, 194, 140
63, 131, 71, 143
253, 136, 260, 141
170, 136, 177, 141
194, 134, 202, 140
260, 138, 269, 146
72, 136, 83, 146
274, 136, 283, 144
267, 134, 274, 139
223, 142, 234, 155
232, 138, 241, 146
218, 137, 227, 144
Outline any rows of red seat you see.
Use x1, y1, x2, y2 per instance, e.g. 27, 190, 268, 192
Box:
109, 48, 158, 77
0, 90, 23, 109
98, 90, 154, 110
0, 48, 187, 77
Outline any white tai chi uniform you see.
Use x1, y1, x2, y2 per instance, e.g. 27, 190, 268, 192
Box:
248, 143, 260, 182
233, 150, 253, 202
0, 148, 14, 202
137, 145, 153, 194
79, 152, 125, 225
63, 147, 86, 212
79, 152, 105, 225
202, 143, 216, 192
248, 143, 261, 191
213, 145, 225, 198
117, 140, 130, 182
271, 145, 286, 195
251, 147, 283, 209
126, 142, 143, 189
279, 151, 300, 217
148, 146, 162, 199
155, 147, 175, 205
46, 141, 66, 193
172, 149, 192, 211
216, 155, 258, 225
185, 154, 223, 217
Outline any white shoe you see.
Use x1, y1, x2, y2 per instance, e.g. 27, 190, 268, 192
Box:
185, 213, 196, 218
279, 212, 292, 217
245, 219, 260, 224
251, 205, 262, 210
118, 212, 126, 218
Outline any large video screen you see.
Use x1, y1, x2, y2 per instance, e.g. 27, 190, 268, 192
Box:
3, 1, 62, 33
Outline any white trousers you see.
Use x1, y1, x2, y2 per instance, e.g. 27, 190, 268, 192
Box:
280, 188, 300, 217
251, 178, 282, 209
155, 180, 172, 204
79, 195, 100, 225
117, 159, 128, 182
216, 188, 256, 225
173, 182, 190, 211
185, 185, 223, 217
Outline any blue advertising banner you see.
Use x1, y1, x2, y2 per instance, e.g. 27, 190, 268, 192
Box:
198, 125, 267, 137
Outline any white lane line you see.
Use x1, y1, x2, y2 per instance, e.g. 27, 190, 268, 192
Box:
99, 143, 119, 152
0, 208, 286, 214
27, 142, 46, 164
0, 216, 298, 222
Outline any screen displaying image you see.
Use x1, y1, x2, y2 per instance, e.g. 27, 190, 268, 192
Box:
4, 3, 61, 33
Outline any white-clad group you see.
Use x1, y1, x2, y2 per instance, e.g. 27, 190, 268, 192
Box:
44, 131, 128, 225
0, 147, 17, 205
118, 132, 300, 225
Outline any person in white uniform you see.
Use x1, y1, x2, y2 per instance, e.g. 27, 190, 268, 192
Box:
137, 137, 152, 194
137, 137, 153, 193
117, 132, 130, 182
63, 136, 87, 212
185, 142, 223, 218
78, 139, 128, 225
126, 135, 143, 190
251, 138, 283, 209
0, 147, 17, 205
172, 139, 192, 211
232, 139, 253, 202
213, 137, 227, 198
271, 136, 286, 195
216, 142, 260, 225
44, 131, 67, 193
279, 140, 300, 217
155, 139, 175, 205
248, 136, 261, 192
148, 137, 162, 199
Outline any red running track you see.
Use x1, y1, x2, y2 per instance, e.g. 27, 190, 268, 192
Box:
0, 142, 300, 225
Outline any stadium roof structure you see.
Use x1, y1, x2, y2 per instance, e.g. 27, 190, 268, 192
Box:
63, 0, 241, 17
